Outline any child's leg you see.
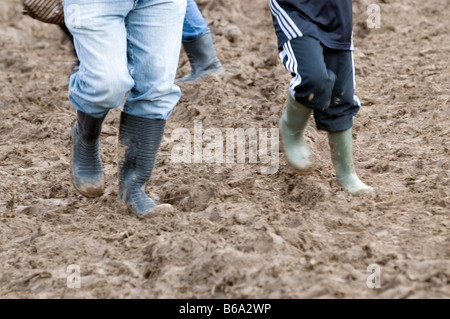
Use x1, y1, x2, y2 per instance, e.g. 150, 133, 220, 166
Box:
313, 48, 359, 132
280, 37, 373, 195
279, 36, 335, 173
319, 48, 374, 195
282, 37, 336, 110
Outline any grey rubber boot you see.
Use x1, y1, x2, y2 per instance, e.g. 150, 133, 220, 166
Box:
117, 112, 166, 217
176, 30, 223, 83
71, 110, 107, 197
328, 128, 374, 195
280, 92, 314, 174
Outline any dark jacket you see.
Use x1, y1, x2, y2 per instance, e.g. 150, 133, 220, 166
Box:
269, 0, 353, 50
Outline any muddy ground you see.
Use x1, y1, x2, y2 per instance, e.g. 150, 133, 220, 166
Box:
0, 0, 449, 298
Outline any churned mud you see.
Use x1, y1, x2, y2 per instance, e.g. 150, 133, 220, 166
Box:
0, 0, 449, 298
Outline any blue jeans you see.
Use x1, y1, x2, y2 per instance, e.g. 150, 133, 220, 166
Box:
182, 0, 209, 40
63, 0, 186, 119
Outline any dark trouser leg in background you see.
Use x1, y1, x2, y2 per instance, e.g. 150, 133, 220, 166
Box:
60, 23, 79, 85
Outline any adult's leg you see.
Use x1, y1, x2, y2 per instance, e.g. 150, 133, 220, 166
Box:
60, 24, 74, 46
123, 0, 186, 119
63, 0, 135, 117
118, 0, 186, 216
63, 0, 135, 197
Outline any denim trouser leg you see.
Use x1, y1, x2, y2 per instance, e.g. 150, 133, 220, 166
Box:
63, 0, 186, 120
182, 0, 209, 40
123, 0, 186, 119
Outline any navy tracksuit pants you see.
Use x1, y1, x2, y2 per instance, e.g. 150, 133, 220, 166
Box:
279, 36, 360, 132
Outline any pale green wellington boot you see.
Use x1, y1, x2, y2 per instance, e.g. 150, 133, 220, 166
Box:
327, 128, 374, 195
279, 93, 314, 174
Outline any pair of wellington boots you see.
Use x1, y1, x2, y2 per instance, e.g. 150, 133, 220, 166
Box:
280, 93, 374, 196
71, 110, 166, 216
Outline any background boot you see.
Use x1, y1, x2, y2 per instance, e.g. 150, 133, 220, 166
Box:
71, 110, 107, 197
177, 30, 223, 83
117, 112, 166, 217
328, 128, 374, 195
280, 93, 314, 174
